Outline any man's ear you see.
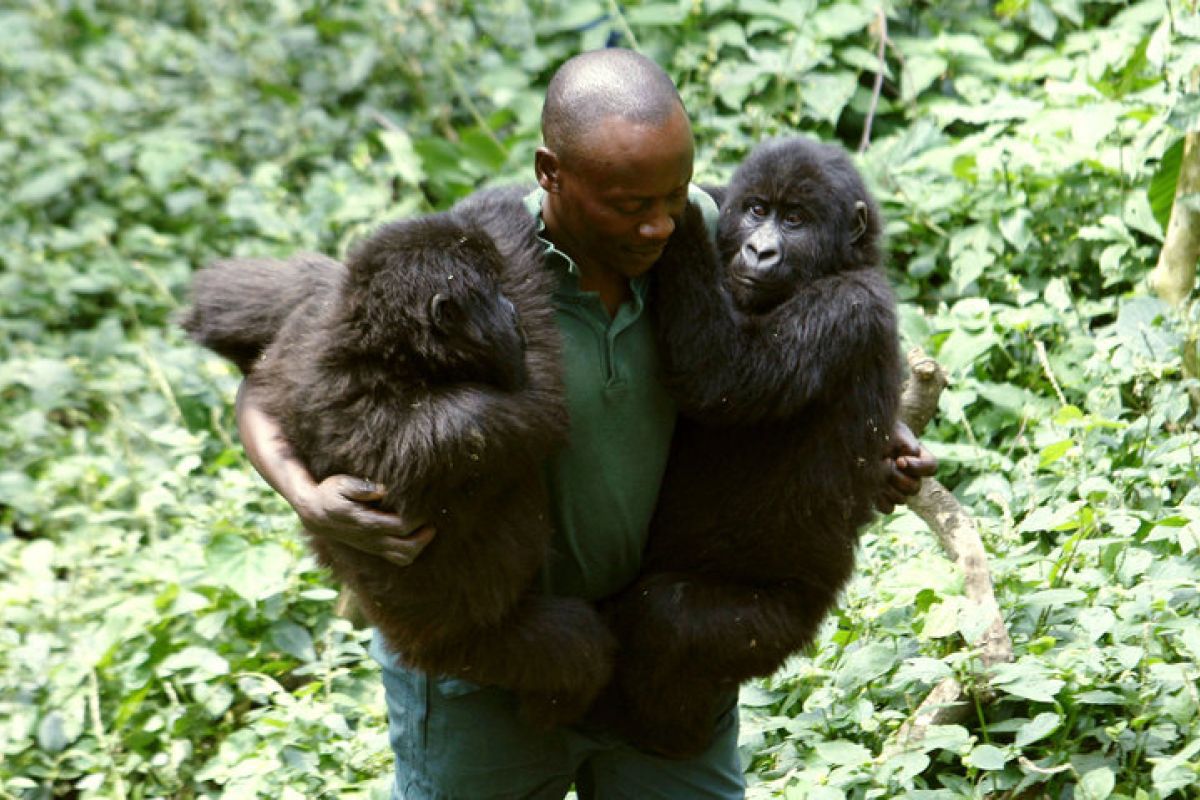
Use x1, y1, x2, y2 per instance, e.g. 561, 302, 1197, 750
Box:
535, 147, 561, 193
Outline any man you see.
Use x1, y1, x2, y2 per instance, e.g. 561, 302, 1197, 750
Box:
236, 49, 934, 799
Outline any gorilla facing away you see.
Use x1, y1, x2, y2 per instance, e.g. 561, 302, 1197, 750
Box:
598, 138, 902, 757
181, 253, 347, 374
183, 210, 615, 727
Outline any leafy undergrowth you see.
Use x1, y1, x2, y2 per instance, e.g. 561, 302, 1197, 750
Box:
2, 1, 1198, 798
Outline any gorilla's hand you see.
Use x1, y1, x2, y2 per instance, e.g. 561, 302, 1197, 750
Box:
877, 420, 937, 513
298, 476, 436, 567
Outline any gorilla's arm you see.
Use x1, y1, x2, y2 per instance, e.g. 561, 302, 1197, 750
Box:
610, 571, 835, 682
665, 269, 898, 426
182, 254, 345, 373
381, 384, 565, 492
601, 570, 835, 757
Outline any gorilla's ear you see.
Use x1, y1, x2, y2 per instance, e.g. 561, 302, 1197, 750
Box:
429, 293, 464, 333
430, 293, 449, 327
850, 200, 869, 244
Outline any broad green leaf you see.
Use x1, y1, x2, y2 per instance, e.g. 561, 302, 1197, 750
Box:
204, 534, 293, 602
801, 72, 858, 125
1017, 501, 1086, 534
999, 208, 1033, 251
937, 328, 998, 374
879, 750, 930, 784
901, 54, 947, 101
919, 724, 973, 754
135, 133, 204, 193
923, 597, 965, 639
1015, 713, 1062, 747
1168, 93, 1200, 133
13, 159, 87, 206
965, 743, 1010, 770
1148, 138, 1182, 232
159, 646, 230, 680
1149, 738, 1200, 795
1027, 1, 1058, 40
380, 129, 426, 186
815, 740, 873, 767
949, 248, 989, 295
269, 620, 317, 662
1077, 607, 1116, 641
893, 657, 954, 686
1020, 588, 1087, 607
36, 711, 71, 754
1074, 690, 1126, 705
627, 2, 688, 25
1115, 297, 1178, 361
835, 643, 897, 689
1078, 766, 1116, 800
1038, 439, 1074, 468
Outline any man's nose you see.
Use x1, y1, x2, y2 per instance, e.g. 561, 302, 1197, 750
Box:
638, 210, 675, 240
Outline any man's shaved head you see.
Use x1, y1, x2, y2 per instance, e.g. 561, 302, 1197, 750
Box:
542, 48, 687, 164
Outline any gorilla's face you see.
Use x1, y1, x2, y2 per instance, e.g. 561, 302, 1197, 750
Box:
537, 109, 694, 283
722, 194, 841, 314
717, 138, 879, 316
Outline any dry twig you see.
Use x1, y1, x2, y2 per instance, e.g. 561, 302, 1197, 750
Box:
883, 348, 1013, 757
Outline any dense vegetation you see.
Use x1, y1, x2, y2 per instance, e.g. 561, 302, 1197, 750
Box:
2, 1, 1198, 797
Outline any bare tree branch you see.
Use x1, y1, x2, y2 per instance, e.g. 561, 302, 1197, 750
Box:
884, 348, 1013, 757
859, 7, 888, 154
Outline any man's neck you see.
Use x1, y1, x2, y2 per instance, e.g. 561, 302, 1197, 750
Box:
542, 201, 630, 318
575, 262, 630, 318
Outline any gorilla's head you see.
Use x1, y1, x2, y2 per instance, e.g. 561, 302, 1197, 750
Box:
342, 213, 527, 391
717, 138, 882, 314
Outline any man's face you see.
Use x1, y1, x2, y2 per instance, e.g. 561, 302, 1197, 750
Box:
538, 109, 695, 280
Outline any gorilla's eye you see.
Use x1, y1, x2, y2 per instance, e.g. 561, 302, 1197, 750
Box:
746, 200, 768, 217
783, 209, 806, 227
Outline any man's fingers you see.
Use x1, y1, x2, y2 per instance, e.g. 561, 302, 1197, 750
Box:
335, 475, 388, 502
379, 526, 436, 566
347, 505, 420, 535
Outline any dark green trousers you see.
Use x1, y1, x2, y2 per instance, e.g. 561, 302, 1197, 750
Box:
372, 634, 746, 799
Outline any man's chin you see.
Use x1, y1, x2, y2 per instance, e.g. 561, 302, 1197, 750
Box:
623, 247, 666, 273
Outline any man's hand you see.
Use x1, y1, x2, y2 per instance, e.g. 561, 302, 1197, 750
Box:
295, 476, 435, 566
236, 381, 436, 566
877, 420, 937, 513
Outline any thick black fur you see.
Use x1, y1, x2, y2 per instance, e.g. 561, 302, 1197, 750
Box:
184, 204, 615, 727
179, 253, 347, 374
599, 138, 902, 757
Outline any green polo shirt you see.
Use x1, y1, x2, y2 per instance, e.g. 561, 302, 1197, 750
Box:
523, 187, 718, 601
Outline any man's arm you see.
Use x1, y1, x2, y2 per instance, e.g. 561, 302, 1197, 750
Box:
235, 381, 435, 566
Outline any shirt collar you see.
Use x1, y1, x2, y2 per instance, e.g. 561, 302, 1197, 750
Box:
522, 187, 652, 308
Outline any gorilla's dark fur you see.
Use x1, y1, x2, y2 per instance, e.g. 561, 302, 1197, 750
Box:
598, 138, 902, 757
183, 207, 615, 726
180, 253, 347, 373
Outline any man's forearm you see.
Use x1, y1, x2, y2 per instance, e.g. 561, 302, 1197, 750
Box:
234, 381, 316, 509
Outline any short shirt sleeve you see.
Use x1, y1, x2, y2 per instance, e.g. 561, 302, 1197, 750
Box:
688, 183, 720, 242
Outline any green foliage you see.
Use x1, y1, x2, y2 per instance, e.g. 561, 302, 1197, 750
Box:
3, 0, 1199, 797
